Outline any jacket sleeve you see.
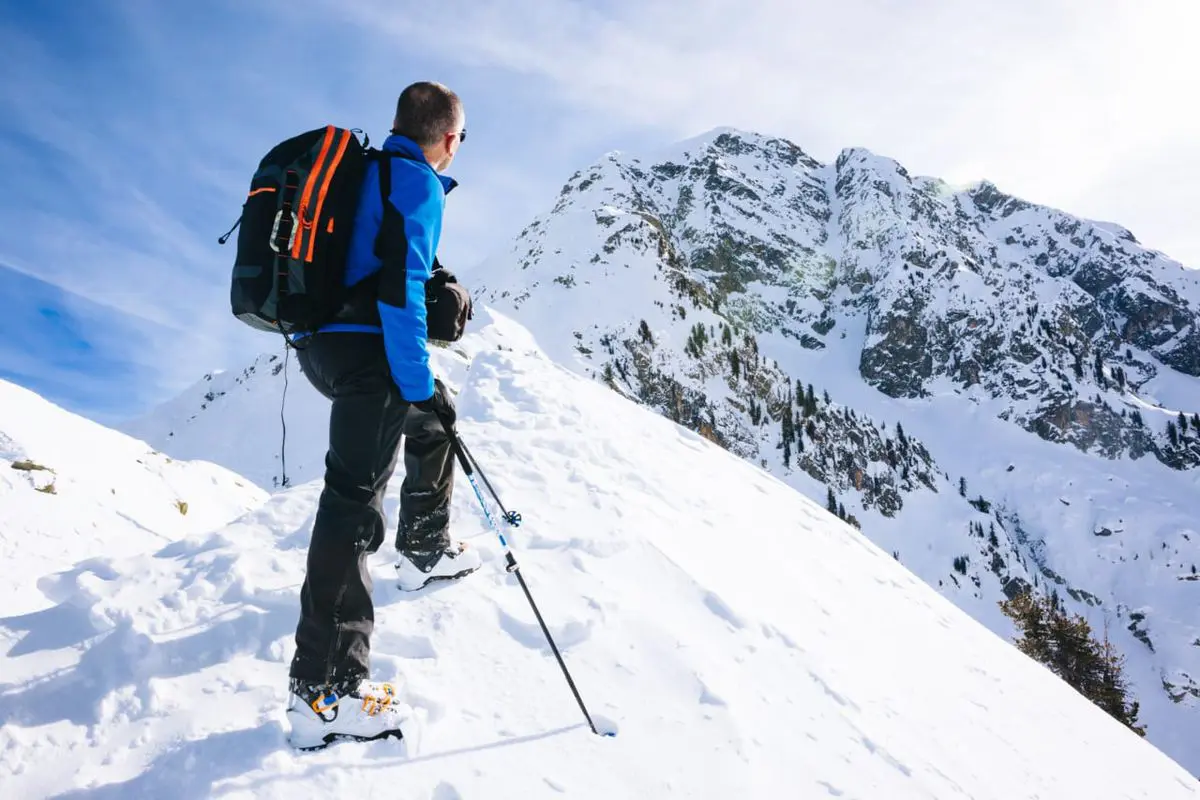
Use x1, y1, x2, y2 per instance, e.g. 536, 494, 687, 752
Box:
375, 167, 444, 402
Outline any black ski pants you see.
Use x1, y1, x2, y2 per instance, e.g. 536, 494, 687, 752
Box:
288, 332, 454, 685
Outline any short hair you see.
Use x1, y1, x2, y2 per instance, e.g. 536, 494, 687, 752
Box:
391, 82, 462, 147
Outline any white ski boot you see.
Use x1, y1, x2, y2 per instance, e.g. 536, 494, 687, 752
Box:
286, 677, 414, 751
395, 541, 481, 591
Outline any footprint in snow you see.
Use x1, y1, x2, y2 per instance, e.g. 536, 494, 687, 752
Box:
760, 623, 801, 651
35, 557, 121, 604
497, 607, 593, 651
696, 673, 729, 707
375, 631, 438, 660
703, 590, 747, 630
431, 781, 463, 800
808, 670, 860, 713
518, 533, 625, 559
860, 734, 911, 777
569, 536, 628, 559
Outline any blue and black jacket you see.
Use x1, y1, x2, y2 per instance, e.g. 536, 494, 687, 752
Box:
303, 134, 456, 402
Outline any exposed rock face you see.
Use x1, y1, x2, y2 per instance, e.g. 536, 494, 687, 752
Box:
485, 130, 1200, 472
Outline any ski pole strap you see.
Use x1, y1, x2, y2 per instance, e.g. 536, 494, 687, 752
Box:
441, 418, 474, 475
440, 420, 522, 528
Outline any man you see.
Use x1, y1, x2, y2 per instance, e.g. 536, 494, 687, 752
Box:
284, 81, 480, 750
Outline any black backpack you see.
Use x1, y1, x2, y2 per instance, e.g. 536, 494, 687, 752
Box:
222, 126, 472, 342
223, 125, 370, 336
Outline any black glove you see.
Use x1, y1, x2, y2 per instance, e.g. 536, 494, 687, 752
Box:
413, 378, 456, 429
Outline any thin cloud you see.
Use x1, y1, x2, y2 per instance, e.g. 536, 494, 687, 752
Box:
333, 0, 1200, 267
0, 5, 385, 418
5, 1, 1197, 423
0, 262, 181, 423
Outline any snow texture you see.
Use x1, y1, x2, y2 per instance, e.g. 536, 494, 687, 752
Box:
444, 127, 1200, 773
3, 312, 1198, 798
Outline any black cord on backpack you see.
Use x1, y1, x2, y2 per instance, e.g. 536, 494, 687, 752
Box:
278, 332, 291, 489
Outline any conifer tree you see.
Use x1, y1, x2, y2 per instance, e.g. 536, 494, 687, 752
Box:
781, 390, 794, 466
638, 319, 653, 345
1094, 634, 1145, 736
1000, 591, 1144, 737
826, 487, 837, 514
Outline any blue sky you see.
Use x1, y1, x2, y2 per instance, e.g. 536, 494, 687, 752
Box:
2, 0, 1197, 425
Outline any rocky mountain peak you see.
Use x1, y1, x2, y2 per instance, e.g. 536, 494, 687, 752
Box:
462, 127, 1200, 753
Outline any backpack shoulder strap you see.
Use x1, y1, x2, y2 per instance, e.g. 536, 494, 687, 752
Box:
379, 152, 391, 209
370, 148, 420, 210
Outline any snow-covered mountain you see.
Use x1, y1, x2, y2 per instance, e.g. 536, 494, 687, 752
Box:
471, 126, 1200, 470
453, 127, 1200, 772
121, 341, 475, 493
121, 351, 331, 491
122, 127, 1200, 775
5, 313, 1199, 797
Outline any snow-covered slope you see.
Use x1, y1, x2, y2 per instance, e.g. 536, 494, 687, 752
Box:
120, 352, 328, 492
122, 344, 473, 494
4, 313, 1197, 797
0, 378, 266, 619
442, 128, 1200, 773
125, 128, 1200, 774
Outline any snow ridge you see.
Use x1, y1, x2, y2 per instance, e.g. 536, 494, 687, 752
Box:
4, 315, 1199, 797
452, 126, 1200, 773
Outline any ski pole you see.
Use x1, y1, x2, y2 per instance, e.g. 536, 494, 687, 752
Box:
437, 413, 610, 737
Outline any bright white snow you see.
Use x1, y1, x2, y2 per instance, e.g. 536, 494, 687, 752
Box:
2, 312, 1197, 798
444, 127, 1200, 773
0, 379, 265, 619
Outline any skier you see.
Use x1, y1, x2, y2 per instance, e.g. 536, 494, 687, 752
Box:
285, 81, 480, 750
